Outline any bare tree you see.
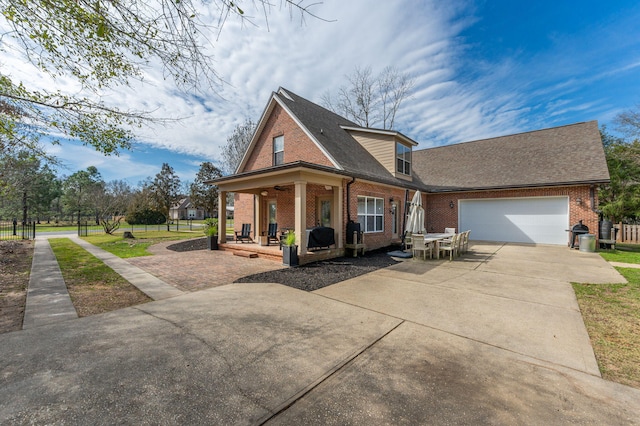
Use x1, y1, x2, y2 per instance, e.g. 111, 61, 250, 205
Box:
95, 180, 134, 234
321, 66, 414, 129
615, 105, 640, 140
221, 118, 256, 174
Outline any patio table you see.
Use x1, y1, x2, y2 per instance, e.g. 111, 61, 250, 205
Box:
423, 233, 453, 259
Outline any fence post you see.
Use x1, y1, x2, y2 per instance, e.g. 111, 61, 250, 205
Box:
617, 223, 622, 243
32, 221, 36, 239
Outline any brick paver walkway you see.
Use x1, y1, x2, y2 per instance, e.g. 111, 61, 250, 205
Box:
127, 242, 285, 292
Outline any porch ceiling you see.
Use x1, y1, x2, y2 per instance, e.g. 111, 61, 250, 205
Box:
216, 166, 345, 193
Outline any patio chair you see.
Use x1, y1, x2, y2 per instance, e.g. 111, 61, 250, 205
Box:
267, 223, 280, 246
412, 234, 431, 260
439, 233, 459, 261
445, 227, 456, 234
460, 230, 471, 254
235, 223, 253, 243
404, 232, 413, 250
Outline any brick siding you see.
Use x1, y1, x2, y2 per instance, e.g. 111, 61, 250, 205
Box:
425, 185, 598, 244
241, 103, 333, 172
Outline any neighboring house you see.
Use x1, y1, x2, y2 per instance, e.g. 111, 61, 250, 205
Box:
169, 197, 205, 220
210, 87, 609, 260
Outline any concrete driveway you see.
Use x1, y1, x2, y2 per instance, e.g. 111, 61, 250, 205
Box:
1, 243, 639, 424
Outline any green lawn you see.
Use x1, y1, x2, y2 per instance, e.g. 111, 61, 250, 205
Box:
573, 250, 640, 389
49, 238, 151, 316
83, 230, 200, 258
599, 244, 640, 264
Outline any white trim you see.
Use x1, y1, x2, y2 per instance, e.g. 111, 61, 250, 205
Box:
273, 94, 343, 170
341, 125, 419, 146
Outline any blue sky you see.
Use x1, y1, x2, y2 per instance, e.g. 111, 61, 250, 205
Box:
6, 0, 640, 185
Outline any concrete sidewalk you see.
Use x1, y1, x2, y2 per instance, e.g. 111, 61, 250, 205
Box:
70, 236, 184, 300
23, 235, 183, 330
22, 239, 78, 329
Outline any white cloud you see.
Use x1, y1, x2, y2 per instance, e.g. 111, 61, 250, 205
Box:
4, 0, 640, 183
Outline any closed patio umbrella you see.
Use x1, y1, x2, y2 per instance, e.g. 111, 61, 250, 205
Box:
405, 190, 425, 234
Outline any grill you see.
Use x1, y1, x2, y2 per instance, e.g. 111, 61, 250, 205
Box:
570, 220, 589, 248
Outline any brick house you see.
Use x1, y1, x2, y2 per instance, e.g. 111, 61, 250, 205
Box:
211, 88, 609, 261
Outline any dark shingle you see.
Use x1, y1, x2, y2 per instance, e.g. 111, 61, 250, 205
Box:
411, 121, 609, 190
275, 88, 423, 187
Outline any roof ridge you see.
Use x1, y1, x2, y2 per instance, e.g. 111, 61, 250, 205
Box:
416, 120, 598, 153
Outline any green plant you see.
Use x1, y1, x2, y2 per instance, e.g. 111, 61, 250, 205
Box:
284, 230, 296, 246
203, 218, 218, 237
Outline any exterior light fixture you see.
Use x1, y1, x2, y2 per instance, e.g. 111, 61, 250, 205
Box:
260, 191, 268, 197
449, 201, 455, 209
576, 197, 583, 206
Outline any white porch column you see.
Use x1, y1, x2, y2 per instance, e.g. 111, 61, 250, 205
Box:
255, 194, 263, 240
295, 180, 307, 256
334, 185, 343, 248
218, 191, 227, 243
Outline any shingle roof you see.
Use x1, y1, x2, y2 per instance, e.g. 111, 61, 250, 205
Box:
275, 88, 426, 189
411, 121, 609, 191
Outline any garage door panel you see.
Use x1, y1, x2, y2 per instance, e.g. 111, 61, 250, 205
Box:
459, 197, 569, 245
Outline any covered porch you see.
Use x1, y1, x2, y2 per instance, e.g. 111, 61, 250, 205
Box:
215, 165, 347, 261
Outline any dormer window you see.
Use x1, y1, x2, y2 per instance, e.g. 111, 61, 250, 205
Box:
396, 143, 411, 175
273, 135, 284, 166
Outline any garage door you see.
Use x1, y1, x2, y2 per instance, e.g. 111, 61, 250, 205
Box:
459, 197, 569, 245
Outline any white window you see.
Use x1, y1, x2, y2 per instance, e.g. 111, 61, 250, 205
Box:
357, 196, 384, 233
396, 143, 411, 175
273, 135, 284, 166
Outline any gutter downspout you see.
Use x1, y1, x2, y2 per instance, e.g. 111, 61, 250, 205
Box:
346, 177, 356, 222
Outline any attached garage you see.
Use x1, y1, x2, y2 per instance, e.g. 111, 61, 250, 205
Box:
459, 197, 569, 245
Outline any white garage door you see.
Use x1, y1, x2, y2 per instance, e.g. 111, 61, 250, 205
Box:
459, 197, 569, 245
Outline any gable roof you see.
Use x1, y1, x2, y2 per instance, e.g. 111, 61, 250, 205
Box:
236, 87, 427, 189
411, 121, 609, 191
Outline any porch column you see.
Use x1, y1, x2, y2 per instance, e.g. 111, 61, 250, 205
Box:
218, 191, 227, 243
255, 194, 263, 240
295, 180, 307, 256
333, 185, 343, 248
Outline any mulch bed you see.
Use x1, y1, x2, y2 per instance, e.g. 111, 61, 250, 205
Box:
167, 237, 208, 252
0, 240, 33, 333
166, 238, 401, 292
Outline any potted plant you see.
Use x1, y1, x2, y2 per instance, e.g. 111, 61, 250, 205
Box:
282, 230, 298, 266
203, 218, 218, 250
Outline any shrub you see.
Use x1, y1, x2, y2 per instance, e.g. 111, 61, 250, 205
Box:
203, 218, 218, 236
125, 208, 166, 225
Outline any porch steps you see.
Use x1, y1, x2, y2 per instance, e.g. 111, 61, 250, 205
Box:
233, 251, 258, 258
219, 243, 283, 262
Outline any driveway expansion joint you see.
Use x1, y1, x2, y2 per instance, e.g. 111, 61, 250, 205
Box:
257, 320, 405, 425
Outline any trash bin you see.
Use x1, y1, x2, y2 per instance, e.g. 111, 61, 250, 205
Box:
579, 234, 596, 252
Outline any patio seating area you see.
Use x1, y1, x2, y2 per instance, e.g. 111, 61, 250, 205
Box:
411, 230, 471, 261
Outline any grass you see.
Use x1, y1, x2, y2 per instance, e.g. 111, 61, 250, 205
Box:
83, 230, 199, 258
599, 243, 640, 264
49, 238, 151, 316
573, 265, 640, 389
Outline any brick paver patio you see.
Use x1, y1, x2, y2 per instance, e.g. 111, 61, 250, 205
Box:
127, 241, 285, 292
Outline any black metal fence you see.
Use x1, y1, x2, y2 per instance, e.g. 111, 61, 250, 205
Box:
78, 220, 203, 236
0, 219, 36, 240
